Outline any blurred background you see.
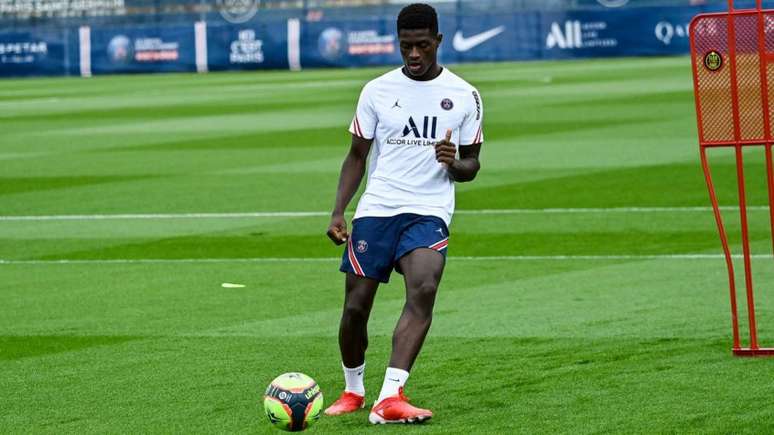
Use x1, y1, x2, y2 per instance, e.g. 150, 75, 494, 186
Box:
0, 0, 759, 78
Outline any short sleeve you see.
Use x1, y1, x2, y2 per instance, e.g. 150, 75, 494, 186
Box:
459, 89, 484, 146
349, 84, 377, 140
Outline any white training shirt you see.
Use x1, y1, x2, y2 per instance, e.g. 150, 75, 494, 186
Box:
348, 67, 484, 226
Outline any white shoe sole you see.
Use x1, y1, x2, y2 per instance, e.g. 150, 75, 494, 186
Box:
368, 412, 432, 424
324, 401, 365, 416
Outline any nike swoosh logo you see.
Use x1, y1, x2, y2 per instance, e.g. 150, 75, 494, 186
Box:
453, 26, 506, 52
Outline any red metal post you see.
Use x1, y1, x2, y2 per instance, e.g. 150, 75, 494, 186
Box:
756, 0, 774, 258
727, 5, 760, 349
690, 18, 741, 350
701, 148, 742, 350
736, 149, 760, 349
766, 145, 774, 255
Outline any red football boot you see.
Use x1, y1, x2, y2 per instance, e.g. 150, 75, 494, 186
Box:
324, 391, 365, 416
368, 387, 433, 424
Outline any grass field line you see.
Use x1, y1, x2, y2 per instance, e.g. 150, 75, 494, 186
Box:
1, 254, 771, 265
0, 206, 769, 221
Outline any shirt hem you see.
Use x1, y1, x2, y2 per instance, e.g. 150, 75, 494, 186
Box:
354, 207, 452, 226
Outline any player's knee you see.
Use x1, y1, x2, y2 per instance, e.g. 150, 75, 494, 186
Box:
343, 300, 370, 323
407, 281, 438, 315
415, 280, 439, 299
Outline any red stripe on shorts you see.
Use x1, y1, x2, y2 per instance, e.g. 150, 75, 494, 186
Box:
348, 238, 365, 276
429, 238, 449, 251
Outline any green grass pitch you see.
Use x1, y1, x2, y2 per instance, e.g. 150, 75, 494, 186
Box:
3, 57, 774, 433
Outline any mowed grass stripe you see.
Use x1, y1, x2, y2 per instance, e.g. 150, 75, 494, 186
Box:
2, 229, 762, 260
1, 158, 769, 214
0, 206, 771, 221
0, 254, 772, 265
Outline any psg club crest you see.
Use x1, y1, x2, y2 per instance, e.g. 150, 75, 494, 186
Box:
441, 98, 454, 111
356, 240, 368, 253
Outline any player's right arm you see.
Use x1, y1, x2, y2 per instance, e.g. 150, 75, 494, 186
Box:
327, 134, 373, 245
328, 82, 378, 245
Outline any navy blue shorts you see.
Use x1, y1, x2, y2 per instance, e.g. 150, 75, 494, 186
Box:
340, 213, 449, 283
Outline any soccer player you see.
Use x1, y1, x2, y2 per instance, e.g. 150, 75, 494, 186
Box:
324, 3, 484, 425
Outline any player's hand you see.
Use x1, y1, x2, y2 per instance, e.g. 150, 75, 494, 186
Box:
435, 129, 457, 167
327, 215, 349, 245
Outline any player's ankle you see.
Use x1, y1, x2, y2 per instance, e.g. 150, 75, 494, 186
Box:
376, 367, 409, 403
342, 362, 365, 396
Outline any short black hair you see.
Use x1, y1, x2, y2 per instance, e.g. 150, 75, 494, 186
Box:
397, 3, 438, 35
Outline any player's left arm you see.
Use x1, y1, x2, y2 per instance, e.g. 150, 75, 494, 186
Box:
435, 89, 483, 183
435, 130, 481, 182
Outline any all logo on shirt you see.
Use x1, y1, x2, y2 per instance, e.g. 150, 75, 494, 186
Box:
441, 98, 454, 111
402, 116, 438, 139
386, 116, 441, 146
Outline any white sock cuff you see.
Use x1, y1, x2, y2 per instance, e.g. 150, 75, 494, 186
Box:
385, 367, 409, 380
376, 367, 410, 403
343, 362, 366, 396
343, 362, 365, 372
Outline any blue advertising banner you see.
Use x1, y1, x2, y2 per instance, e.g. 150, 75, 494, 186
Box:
296, 6, 720, 68
90, 26, 196, 74
301, 19, 402, 68
0, 28, 68, 77
439, 12, 542, 64
539, 7, 708, 59
207, 22, 289, 71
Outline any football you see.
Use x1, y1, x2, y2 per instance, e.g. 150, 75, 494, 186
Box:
263, 373, 324, 432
